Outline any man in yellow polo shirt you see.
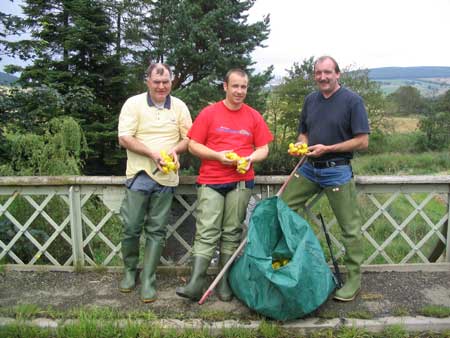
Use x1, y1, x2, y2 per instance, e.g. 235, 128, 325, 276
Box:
118, 63, 192, 303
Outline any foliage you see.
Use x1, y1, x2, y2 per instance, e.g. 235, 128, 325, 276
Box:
122, 0, 270, 89
416, 90, 450, 150
387, 85, 426, 115
260, 57, 388, 174
1, 0, 272, 175
340, 67, 388, 134
352, 151, 450, 175
0, 115, 88, 176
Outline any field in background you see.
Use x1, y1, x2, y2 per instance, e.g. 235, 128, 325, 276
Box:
386, 116, 419, 133
375, 78, 450, 96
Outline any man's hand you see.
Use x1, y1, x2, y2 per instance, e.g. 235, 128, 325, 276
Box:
220, 150, 237, 166
168, 149, 181, 170
306, 144, 329, 158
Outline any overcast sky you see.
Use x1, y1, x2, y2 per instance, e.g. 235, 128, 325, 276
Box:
248, 0, 450, 77
2, 0, 450, 76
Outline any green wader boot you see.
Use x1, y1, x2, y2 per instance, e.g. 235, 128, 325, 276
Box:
325, 180, 364, 302
141, 191, 173, 303
176, 256, 210, 301
119, 189, 149, 292
280, 173, 321, 214
140, 239, 163, 303
217, 253, 233, 301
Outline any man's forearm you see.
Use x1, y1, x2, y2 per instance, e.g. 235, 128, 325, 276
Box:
250, 144, 269, 163
172, 139, 189, 154
327, 134, 369, 153
188, 140, 221, 161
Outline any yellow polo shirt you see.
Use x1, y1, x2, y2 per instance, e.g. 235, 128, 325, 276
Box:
118, 93, 192, 186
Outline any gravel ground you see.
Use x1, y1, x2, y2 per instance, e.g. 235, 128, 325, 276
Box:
1, 269, 449, 321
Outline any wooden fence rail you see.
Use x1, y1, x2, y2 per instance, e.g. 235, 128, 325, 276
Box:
1, 175, 449, 269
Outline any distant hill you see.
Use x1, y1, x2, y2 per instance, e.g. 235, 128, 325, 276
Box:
367, 66, 450, 97
369, 66, 450, 80
0, 72, 18, 85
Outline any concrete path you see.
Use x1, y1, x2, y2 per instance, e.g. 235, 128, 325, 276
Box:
1, 265, 449, 334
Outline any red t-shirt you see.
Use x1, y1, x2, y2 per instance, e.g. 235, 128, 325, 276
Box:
188, 101, 273, 184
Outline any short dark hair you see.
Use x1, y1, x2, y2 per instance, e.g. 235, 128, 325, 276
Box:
224, 68, 248, 84
146, 63, 173, 79
314, 56, 340, 74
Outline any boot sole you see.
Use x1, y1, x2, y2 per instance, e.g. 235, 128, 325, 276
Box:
176, 290, 201, 301
119, 287, 134, 293
333, 288, 361, 302
141, 298, 156, 303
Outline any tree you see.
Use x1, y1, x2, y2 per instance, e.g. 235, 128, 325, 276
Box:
259, 58, 388, 173
340, 67, 388, 135
417, 89, 450, 150
1, 0, 272, 174
387, 85, 425, 116
123, 0, 270, 89
1, 0, 140, 174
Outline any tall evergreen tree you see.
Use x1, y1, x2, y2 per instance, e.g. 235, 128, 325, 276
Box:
2, 0, 272, 174
1, 0, 137, 174
122, 0, 271, 114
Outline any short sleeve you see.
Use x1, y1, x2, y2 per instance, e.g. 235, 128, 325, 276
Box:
118, 99, 138, 137
178, 102, 193, 140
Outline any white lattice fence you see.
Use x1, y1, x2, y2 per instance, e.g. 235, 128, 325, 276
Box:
0, 175, 449, 269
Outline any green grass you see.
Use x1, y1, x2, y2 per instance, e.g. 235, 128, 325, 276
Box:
307, 187, 447, 265
353, 151, 450, 175
420, 305, 450, 318
392, 306, 410, 317
346, 311, 374, 320
1, 322, 449, 338
379, 324, 409, 338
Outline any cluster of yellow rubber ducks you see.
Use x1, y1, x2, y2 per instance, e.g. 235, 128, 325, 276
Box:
225, 152, 249, 174
160, 150, 177, 174
272, 258, 290, 270
288, 143, 309, 156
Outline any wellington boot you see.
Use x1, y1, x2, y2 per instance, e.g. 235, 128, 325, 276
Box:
119, 269, 137, 293
325, 181, 364, 302
176, 256, 210, 301
119, 238, 139, 292
217, 254, 233, 301
119, 189, 148, 293
334, 271, 361, 301
140, 239, 163, 303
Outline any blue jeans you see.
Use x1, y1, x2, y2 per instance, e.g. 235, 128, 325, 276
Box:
126, 171, 174, 194
299, 162, 353, 188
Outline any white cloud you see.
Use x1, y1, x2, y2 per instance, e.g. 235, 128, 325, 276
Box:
248, 0, 450, 76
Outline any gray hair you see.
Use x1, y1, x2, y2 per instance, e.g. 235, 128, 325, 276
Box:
145, 63, 173, 79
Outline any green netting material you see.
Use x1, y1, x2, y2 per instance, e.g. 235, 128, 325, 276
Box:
229, 196, 336, 321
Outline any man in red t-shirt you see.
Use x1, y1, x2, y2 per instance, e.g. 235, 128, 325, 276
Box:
176, 69, 273, 302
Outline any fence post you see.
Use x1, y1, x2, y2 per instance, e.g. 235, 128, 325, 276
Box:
446, 191, 450, 263
69, 185, 85, 268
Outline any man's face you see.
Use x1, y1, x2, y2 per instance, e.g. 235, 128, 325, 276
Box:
314, 58, 340, 96
224, 73, 248, 108
146, 67, 172, 104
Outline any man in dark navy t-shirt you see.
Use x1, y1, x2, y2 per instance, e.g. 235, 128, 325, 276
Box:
281, 56, 370, 302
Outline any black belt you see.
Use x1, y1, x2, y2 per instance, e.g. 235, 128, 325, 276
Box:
308, 159, 350, 169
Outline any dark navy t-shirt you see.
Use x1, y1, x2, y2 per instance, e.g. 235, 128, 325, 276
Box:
298, 86, 370, 161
